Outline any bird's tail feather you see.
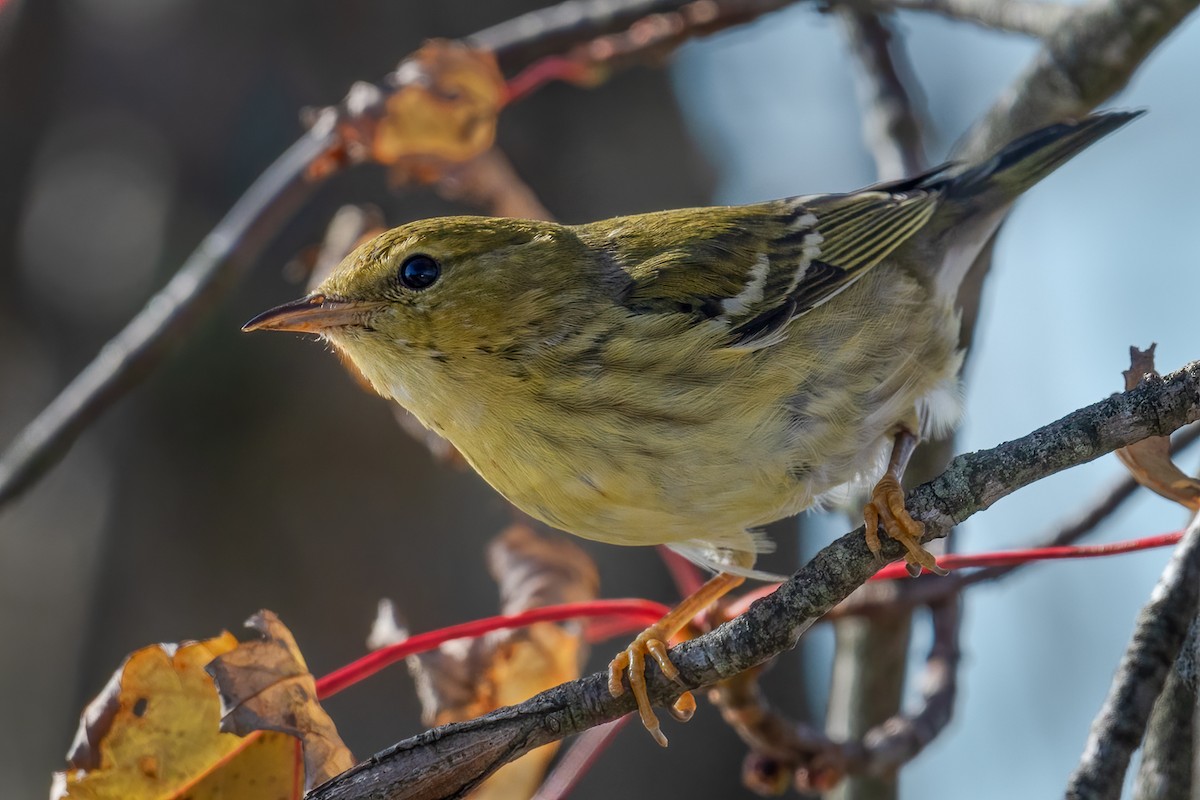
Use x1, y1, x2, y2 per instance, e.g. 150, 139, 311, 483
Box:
941, 110, 1144, 203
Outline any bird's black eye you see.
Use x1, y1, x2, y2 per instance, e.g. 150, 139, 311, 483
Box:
399, 254, 440, 290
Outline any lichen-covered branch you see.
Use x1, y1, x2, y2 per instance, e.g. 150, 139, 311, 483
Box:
1066, 513, 1200, 800
307, 360, 1200, 800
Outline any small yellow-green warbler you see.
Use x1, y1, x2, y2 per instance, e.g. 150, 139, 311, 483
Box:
246, 111, 1137, 744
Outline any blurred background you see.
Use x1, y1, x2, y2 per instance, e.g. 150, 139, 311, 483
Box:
1, 1, 1198, 798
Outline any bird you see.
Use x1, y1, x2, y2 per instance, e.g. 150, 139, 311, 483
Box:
245, 110, 1139, 745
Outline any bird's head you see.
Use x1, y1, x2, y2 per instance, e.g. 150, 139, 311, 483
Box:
244, 216, 601, 405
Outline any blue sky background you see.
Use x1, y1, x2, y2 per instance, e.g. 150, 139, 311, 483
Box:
673, 8, 1200, 796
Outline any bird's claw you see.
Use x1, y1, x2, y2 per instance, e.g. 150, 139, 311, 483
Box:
864, 473, 946, 576
608, 625, 693, 747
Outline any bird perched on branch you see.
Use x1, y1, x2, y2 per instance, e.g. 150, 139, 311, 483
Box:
245, 110, 1139, 745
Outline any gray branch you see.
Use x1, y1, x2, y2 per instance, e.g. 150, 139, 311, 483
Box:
839, 7, 928, 180
865, 0, 1073, 37
0, 132, 332, 509
830, 13, 929, 798
1133, 618, 1200, 800
1066, 512, 1200, 800
307, 360, 1200, 800
956, 0, 1200, 161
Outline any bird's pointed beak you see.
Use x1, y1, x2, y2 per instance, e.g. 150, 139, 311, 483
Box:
242, 294, 382, 333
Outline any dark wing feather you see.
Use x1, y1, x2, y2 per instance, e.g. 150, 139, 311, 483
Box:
579, 187, 942, 348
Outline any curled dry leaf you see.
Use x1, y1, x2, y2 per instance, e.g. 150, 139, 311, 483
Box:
381, 524, 599, 800
52, 634, 302, 800
206, 611, 354, 791
1116, 345, 1200, 510
310, 40, 505, 182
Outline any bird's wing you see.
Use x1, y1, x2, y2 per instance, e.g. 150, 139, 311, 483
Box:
600, 190, 942, 350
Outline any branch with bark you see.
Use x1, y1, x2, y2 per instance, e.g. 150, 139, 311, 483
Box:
1066, 512, 1200, 800
308, 360, 1200, 800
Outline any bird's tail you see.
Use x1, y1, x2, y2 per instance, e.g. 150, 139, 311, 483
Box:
939, 110, 1143, 204
899, 110, 1142, 296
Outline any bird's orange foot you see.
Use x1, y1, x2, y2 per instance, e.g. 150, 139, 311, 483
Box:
607, 624, 695, 747
864, 473, 946, 577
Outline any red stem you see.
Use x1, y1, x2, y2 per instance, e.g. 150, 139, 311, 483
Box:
503, 55, 595, 104
729, 530, 1186, 614
872, 530, 1183, 578
314, 598, 669, 699
314, 532, 1182, 699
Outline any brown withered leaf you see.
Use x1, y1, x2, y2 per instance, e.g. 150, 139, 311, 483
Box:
206, 611, 354, 790
376, 40, 506, 180
52, 634, 301, 800
1116, 344, 1200, 510
376, 524, 599, 800
310, 40, 505, 182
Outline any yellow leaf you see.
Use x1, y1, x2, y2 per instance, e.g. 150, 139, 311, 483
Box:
394, 525, 599, 800
53, 634, 302, 800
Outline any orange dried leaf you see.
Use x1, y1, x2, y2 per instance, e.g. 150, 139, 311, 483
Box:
52, 634, 302, 800
207, 611, 354, 790
393, 525, 599, 800
1116, 344, 1200, 510
375, 40, 505, 177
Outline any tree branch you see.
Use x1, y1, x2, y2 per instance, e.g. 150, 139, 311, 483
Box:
956, 0, 1200, 161
307, 360, 1200, 800
863, 0, 1073, 38
470, 0, 804, 70
1066, 511, 1200, 800
839, 7, 928, 180
1133, 617, 1199, 800
829, 13, 929, 799
0, 132, 332, 509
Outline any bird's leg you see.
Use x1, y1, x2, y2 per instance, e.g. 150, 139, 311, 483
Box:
863, 426, 947, 577
608, 571, 744, 746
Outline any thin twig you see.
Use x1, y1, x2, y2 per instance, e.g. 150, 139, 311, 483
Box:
862, 0, 1073, 38
528, 717, 631, 800
471, 0, 805, 71
1066, 512, 1200, 800
838, 7, 927, 180
308, 361, 1200, 800
0, 131, 333, 509
855, 594, 959, 772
